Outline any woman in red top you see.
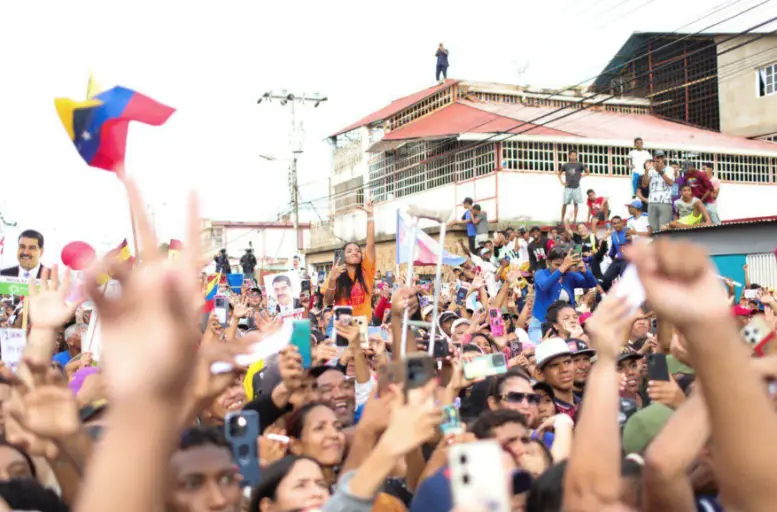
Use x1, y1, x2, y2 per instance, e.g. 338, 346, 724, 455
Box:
323, 201, 376, 320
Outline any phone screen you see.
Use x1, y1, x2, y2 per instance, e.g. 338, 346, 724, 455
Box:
333, 306, 353, 347
215, 297, 229, 327
333, 249, 345, 265
291, 320, 312, 368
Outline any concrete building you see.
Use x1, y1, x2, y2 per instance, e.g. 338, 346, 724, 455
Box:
593, 31, 777, 140
306, 78, 777, 274
201, 219, 310, 272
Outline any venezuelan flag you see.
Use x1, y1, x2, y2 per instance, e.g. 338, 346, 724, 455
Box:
54, 86, 175, 172
202, 273, 221, 313
96, 239, 134, 285
168, 239, 183, 260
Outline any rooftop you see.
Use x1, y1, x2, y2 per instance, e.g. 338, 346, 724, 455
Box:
377, 99, 777, 156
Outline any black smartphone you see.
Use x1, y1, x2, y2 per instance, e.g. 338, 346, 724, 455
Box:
301, 279, 311, 294
456, 287, 467, 306
647, 353, 670, 381
333, 249, 345, 265
385, 271, 395, 288
224, 410, 261, 488
333, 306, 353, 347
432, 337, 450, 358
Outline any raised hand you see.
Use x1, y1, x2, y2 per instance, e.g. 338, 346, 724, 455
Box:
585, 286, 638, 361
330, 258, 346, 282
233, 296, 251, 319
379, 380, 441, 457
85, 180, 203, 404
278, 345, 304, 393
361, 199, 375, 217
28, 265, 84, 330
258, 426, 288, 468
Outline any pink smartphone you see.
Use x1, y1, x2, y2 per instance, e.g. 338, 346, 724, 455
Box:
488, 308, 505, 337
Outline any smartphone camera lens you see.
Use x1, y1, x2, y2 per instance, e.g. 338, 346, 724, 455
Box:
459, 454, 468, 464
229, 416, 248, 438
462, 474, 470, 485
238, 444, 250, 457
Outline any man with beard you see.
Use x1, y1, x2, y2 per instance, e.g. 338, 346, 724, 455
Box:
166, 427, 242, 512
569, 340, 596, 399
309, 366, 356, 427
535, 337, 579, 421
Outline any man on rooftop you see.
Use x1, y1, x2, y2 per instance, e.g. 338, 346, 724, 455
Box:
435, 43, 449, 83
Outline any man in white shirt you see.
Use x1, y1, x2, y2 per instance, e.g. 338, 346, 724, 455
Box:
625, 199, 652, 240
628, 137, 652, 198
516, 227, 530, 265
0, 230, 45, 279
641, 150, 675, 233
469, 247, 498, 297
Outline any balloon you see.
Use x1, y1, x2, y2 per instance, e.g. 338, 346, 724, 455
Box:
61, 241, 96, 270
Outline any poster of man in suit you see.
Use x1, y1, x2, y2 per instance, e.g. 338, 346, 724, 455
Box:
263, 271, 301, 314
0, 230, 45, 279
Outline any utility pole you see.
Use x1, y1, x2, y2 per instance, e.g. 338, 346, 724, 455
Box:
257, 91, 327, 254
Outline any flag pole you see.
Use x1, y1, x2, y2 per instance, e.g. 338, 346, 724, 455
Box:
115, 163, 142, 260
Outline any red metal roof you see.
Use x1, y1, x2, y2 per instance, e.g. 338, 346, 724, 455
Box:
468, 101, 777, 153
330, 80, 460, 138
656, 215, 777, 233
382, 102, 573, 140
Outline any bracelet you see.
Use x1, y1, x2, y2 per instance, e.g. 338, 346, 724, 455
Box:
367, 216, 374, 222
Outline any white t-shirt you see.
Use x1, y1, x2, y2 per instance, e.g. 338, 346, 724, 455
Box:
647, 166, 675, 205
516, 238, 530, 264
629, 149, 652, 176
627, 214, 651, 239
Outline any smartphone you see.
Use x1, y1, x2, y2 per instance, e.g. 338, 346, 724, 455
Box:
333, 249, 345, 265
378, 354, 437, 395
290, 320, 312, 368
455, 287, 468, 306
742, 316, 777, 357
488, 308, 505, 337
214, 296, 229, 327
647, 353, 670, 381
573, 244, 583, 256
353, 316, 369, 348
385, 271, 395, 288
432, 337, 451, 358
463, 353, 508, 380
224, 410, 261, 488
440, 404, 464, 435
333, 306, 353, 347
301, 279, 311, 294
449, 441, 510, 512
744, 289, 758, 300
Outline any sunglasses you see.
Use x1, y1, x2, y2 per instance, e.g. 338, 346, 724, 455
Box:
502, 392, 541, 405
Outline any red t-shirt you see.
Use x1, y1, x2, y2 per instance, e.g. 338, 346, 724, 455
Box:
587, 196, 605, 215
685, 170, 714, 201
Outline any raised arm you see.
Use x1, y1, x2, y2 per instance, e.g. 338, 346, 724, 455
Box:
630, 239, 777, 511
363, 200, 376, 263
564, 291, 637, 511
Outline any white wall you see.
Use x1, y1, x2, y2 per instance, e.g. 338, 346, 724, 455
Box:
331, 170, 777, 243
223, 227, 309, 260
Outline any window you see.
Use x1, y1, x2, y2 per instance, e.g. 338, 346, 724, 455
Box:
757, 62, 777, 97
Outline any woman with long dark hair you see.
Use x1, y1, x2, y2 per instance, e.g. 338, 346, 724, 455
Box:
323, 201, 376, 320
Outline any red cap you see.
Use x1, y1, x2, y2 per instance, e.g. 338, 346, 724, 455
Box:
732, 305, 755, 317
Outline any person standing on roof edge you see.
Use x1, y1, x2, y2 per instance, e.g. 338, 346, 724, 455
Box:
628, 137, 652, 197
558, 149, 589, 225
435, 43, 449, 83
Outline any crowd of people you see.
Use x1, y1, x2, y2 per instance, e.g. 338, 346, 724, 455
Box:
0, 161, 773, 512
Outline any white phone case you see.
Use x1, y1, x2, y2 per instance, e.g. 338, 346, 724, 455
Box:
448, 440, 511, 512
614, 265, 646, 314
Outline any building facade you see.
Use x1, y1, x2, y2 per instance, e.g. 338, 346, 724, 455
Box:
306, 75, 777, 273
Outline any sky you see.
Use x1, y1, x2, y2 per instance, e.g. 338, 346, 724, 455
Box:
0, 0, 774, 266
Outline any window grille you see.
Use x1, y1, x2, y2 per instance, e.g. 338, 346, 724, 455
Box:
757, 62, 777, 97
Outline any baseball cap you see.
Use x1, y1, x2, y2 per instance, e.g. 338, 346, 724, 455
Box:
569, 339, 596, 357
654, 150, 666, 158
410, 467, 453, 512
626, 199, 643, 210
618, 349, 643, 364
480, 247, 492, 257
732, 305, 755, 317
422, 305, 435, 318
535, 337, 572, 369
451, 318, 471, 333
622, 403, 674, 454
438, 311, 459, 325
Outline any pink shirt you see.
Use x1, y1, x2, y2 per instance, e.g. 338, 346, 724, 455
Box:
708, 177, 721, 203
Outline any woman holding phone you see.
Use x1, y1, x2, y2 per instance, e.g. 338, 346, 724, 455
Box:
323, 200, 376, 322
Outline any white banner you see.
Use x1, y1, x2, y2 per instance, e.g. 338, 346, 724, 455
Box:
0, 328, 26, 372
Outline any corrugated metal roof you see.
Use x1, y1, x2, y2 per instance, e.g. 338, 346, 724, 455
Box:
381, 102, 573, 141
656, 215, 777, 234
329, 79, 459, 138
466, 101, 777, 154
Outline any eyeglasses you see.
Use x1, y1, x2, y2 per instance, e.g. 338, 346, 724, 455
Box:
502, 392, 541, 405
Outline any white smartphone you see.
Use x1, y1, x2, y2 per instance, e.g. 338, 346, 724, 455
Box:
614, 265, 645, 314
448, 440, 511, 512
742, 316, 776, 357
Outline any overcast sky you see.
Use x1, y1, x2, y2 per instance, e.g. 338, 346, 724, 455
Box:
0, 0, 774, 264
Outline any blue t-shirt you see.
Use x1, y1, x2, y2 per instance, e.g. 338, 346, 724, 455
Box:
436, 49, 449, 67
464, 210, 476, 236
52, 350, 73, 367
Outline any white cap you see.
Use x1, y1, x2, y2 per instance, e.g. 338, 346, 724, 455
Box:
451, 318, 471, 332
535, 337, 572, 369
